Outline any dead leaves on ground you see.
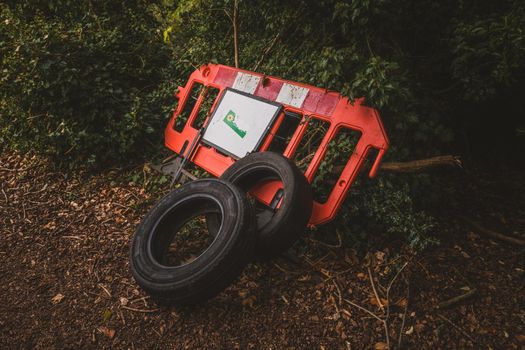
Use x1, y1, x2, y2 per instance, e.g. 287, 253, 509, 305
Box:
51, 293, 65, 304
97, 326, 116, 339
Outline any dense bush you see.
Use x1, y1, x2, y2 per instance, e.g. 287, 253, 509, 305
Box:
159, 0, 524, 248
1, 0, 524, 248
0, 1, 178, 167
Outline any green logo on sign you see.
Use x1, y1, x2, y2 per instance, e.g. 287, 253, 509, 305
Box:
223, 110, 247, 138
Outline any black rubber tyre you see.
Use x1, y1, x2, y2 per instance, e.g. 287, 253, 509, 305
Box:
208, 152, 313, 258
130, 179, 256, 305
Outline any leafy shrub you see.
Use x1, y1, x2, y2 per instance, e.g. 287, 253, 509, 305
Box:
450, 0, 525, 101
0, 1, 178, 167
1, 0, 524, 248
159, 0, 524, 248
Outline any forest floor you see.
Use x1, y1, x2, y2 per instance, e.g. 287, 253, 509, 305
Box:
1, 152, 524, 350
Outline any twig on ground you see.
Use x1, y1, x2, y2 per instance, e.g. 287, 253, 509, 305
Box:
22, 202, 29, 223
0, 164, 39, 172
436, 314, 478, 345
303, 253, 332, 271
331, 293, 340, 316
387, 262, 410, 294
112, 202, 134, 211
308, 231, 343, 249
385, 261, 410, 320
385, 260, 411, 349
382, 319, 390, 350
397, 278, 410, 348
332, 279, 343, 305
119, 309, 126, 326
98, 284, 112, 298
121, 305, 159, 313
62, 235, 86, 240
343, 298, 383, 322
459, 215, 525, 246
129, 296, 150, 306
273, 262, 302, 275
344, 298, 390, 350
55, 218, 84, 236
368, 266, 385, 312
2, 188, 8, 204
437, 288, 477, 309
25, 183, 48, 195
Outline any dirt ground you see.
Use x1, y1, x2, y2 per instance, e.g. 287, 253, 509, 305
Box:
1, 152, 524, 349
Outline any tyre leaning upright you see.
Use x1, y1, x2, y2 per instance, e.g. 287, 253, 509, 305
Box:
207, 152, 313, 258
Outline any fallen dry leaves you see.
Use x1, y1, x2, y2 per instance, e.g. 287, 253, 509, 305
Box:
1, 152, 524, 349
374, 341, 388, 349
51, 293, 65, 304
97, 326, 116, 339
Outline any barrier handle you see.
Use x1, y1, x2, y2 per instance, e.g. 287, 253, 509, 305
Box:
369, 148, 386, 178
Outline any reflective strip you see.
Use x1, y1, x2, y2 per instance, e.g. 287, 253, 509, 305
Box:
276, 83, 309, 108
232, 72, 261, 94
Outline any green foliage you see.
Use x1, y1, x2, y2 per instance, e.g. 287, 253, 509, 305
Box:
451, 0, 525, 101
1, 0, 524, 248
360, 179, 437, 250
158, 0, 524, 248
0, 1, 178, 167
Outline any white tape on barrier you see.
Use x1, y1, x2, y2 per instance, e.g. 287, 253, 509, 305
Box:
232, 72, 261, 94
276, 83, 309, 108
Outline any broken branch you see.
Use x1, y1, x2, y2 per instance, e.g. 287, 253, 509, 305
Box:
343, 298, 383, 322
436, 314, 478, 345
121, 305, 159, 313
344, 296, 390, 349
437, 288, 477, 309
381, 155, 462, 173
397, 278, 410, 348
328, 155, 461, 182
459, 216, 525, 246
368, 267, 385, 312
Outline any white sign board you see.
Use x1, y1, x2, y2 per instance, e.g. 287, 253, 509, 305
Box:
202, 89, 281, 159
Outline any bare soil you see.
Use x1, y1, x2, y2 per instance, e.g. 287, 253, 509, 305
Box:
1, 153, 524, 349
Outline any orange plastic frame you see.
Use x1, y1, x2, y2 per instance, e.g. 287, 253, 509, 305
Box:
165, 64, 389, 226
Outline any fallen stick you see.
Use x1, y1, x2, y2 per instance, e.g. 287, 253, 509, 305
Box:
307, 231, 342, 249
328, 155, 461, 181
344, 298, 390, 349
0, 164, 39, 172
368, 267, 385, 312
397, 278, 410, 349
436, 314, 478, 345
381, 155, 462, 172
121, 305, 159, 313
437, 288, 477, 309
344, 298, 383, 322
459, 216, 525, 246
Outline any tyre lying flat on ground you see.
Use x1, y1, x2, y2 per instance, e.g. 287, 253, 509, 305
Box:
208, 152, 313, 258
130, 179, 256, 305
